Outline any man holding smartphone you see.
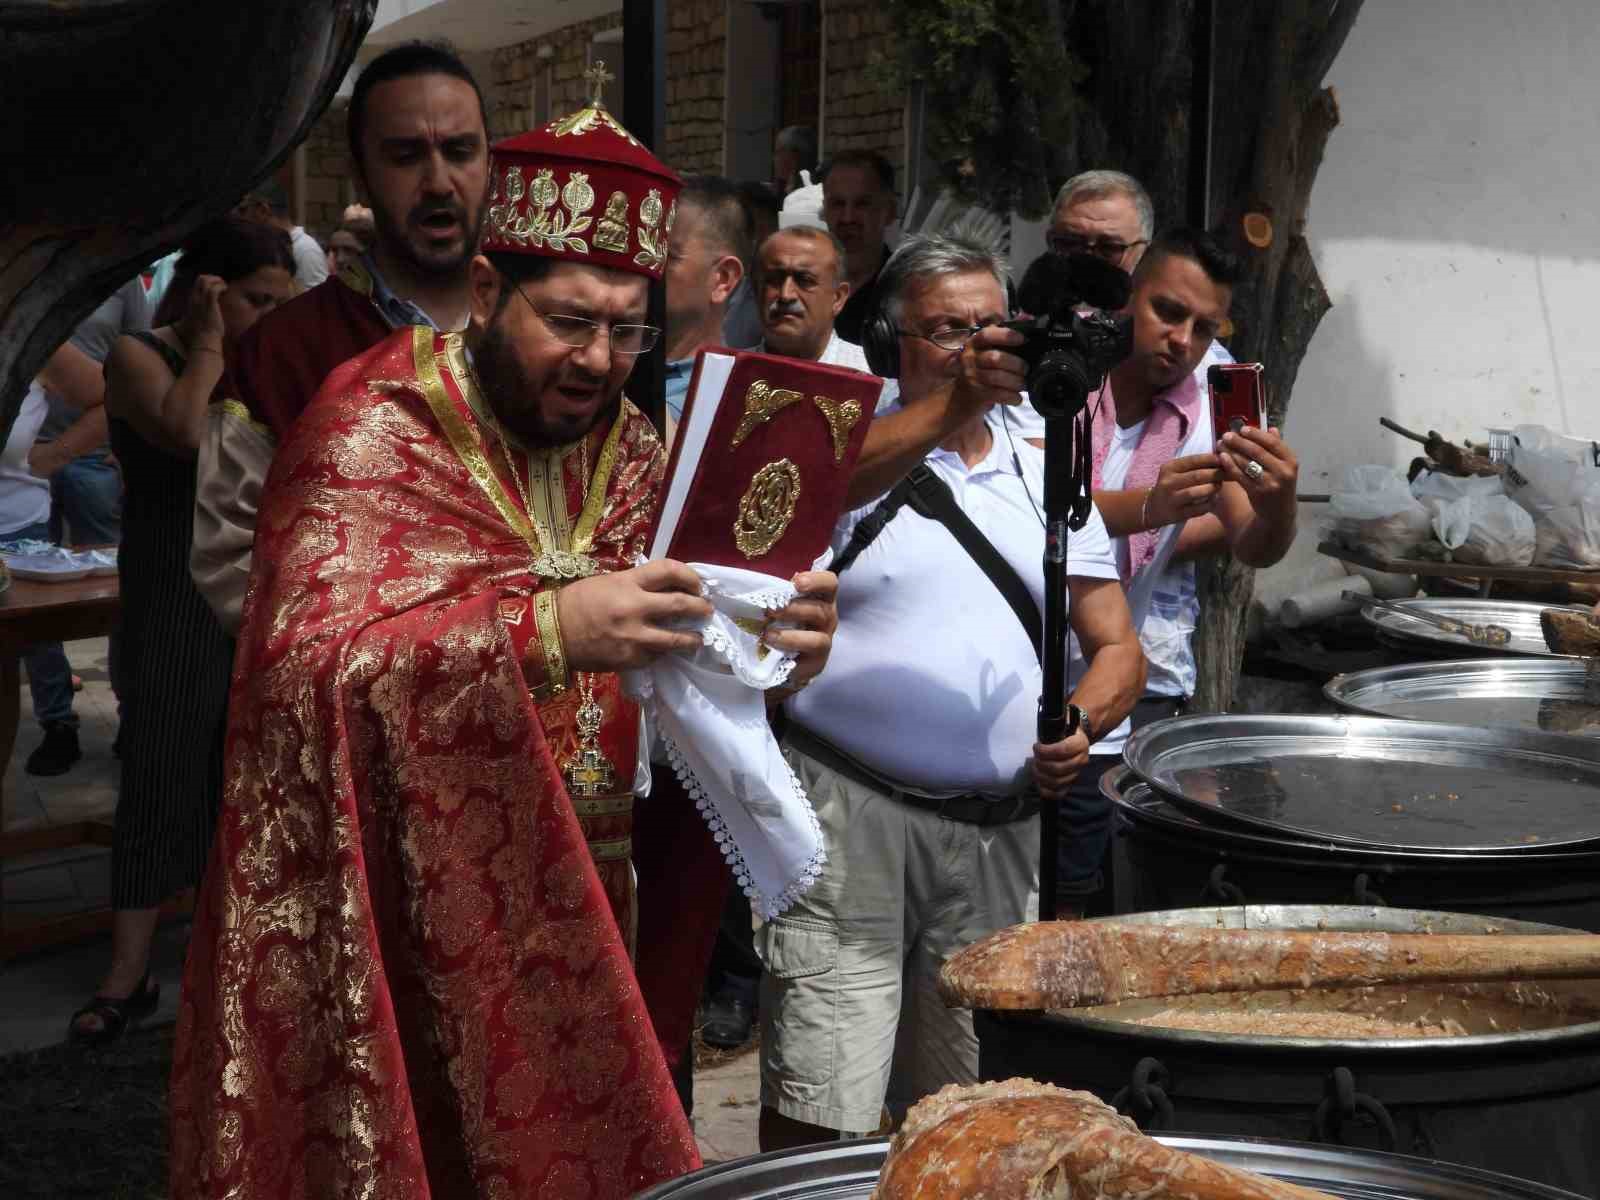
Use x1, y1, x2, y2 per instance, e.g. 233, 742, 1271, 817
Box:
1038, 225, 1300, 916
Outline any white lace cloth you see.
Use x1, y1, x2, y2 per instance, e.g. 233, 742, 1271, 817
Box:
623, 563, 824, 919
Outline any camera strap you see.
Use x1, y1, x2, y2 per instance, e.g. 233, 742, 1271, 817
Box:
829, 463, 1044, 662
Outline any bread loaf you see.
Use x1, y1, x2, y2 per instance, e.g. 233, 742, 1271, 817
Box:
874, 1080, 1337, 1200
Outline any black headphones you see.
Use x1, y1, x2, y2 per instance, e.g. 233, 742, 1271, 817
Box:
862, 306, 900, 380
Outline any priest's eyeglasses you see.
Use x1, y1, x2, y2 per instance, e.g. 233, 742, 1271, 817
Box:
514, 284, 662, 356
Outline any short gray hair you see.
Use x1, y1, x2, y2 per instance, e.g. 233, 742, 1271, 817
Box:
1052, 169, 1154, 241
757, 225, 848, 279
880, 226, 1011, 326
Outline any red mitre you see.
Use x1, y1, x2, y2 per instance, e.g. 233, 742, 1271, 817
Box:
484, 63, 681, 281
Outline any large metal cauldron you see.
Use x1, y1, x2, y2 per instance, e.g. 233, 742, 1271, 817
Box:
637, 1134, 1588, 1198
1104, 766, 1600, 930
973, 906, 1600, 1195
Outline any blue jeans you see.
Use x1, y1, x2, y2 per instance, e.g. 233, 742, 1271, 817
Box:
49, 448, 122, 546
50, 448, 124, 708
11, 521, 78, 727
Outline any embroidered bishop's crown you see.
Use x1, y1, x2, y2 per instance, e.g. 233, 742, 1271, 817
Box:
483, 60, 680, 281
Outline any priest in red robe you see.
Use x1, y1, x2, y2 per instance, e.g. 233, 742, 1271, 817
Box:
170, 90, 831, 1199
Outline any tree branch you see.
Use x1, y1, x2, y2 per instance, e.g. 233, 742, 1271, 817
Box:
1306, 0, 1366, 88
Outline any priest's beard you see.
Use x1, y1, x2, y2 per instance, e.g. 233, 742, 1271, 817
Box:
476, 320, 619, 447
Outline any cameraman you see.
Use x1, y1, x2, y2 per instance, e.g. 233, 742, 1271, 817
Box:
1055, 227, 1300, 916
757, 230, 1145, 1151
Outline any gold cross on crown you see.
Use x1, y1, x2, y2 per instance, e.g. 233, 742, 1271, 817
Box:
584, 60, 614, 107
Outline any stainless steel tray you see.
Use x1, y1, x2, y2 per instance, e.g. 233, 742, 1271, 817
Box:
638, 1134, 1586, 1198
1122, 713, 1600, 854
1359, 597, 1567, 658
1327, 657, 1600, 735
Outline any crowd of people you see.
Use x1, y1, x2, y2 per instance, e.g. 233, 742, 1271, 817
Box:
15, 37, 1303, 1199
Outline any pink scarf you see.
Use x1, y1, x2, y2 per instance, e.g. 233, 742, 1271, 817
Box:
1091, 371, 1203, 582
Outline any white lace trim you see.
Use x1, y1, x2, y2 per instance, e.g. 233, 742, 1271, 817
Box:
698, 620, 797, 690
658, 726, 825, 920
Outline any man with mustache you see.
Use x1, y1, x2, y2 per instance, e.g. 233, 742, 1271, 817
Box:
756, 225, 879, 377
192, 40, 492, 630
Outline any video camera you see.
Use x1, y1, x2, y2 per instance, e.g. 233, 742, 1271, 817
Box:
1002, 252, 1135, 419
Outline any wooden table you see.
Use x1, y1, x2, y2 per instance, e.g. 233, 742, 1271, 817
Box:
1317, 540, 1600, 598
0, 571, 123, 958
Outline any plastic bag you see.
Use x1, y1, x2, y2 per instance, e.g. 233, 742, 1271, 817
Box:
1513, 424, 1600, 464
1325, 465, 1434, 559
1411, 468, 1503, 519
1431, 494, 1535, 566
1504, 439, 1600, 567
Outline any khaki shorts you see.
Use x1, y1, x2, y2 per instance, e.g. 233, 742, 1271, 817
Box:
756, 746, 1039, 1134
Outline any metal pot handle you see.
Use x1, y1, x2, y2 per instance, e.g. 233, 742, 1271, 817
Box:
1313, 1066, 1398, 1152
1202, 863, 1246, 905
1111, 1056, 1176, 1131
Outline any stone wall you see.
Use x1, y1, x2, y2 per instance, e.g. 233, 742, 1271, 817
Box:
663, 0, 727, 175
287, 0, 910, 237
823, 0, 905, 182
298, 104, 354, 242
486, 12, 625, 143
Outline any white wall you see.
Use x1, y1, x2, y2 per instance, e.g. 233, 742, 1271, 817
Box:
1263, 0, 1600, 583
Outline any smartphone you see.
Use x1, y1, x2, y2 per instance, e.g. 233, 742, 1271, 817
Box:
1208, 362, 1266, 444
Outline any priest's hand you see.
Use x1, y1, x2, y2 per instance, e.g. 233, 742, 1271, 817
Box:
1031, 728, 1091, 801
557, 560, 712, 671
762, 569, 838, 694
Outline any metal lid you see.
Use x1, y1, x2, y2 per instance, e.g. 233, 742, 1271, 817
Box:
1359, 597, 1566, 658
637, 1134, 1588, 1198
1122, 713, 1600, 854
1103, 763, 1600, 864
1326, 657, 1600, 736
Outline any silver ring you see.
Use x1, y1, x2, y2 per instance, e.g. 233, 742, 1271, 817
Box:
1245, 460, 1265, 480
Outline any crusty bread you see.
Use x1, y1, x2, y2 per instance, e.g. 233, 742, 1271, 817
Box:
874, 1080, 1337, 1200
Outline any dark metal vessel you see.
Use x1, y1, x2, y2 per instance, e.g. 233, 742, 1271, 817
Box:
974, 906, 1600, 1194
1105, 766, 1600, 930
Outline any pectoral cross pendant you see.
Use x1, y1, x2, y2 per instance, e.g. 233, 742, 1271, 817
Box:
562, 681, 616, 797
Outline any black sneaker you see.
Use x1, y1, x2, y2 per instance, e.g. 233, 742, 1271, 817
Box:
25, 722, 80, 776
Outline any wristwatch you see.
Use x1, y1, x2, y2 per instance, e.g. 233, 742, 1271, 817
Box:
1068, 703, 1095, 743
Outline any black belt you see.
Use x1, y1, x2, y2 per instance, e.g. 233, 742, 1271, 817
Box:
784, 724, 1039, 827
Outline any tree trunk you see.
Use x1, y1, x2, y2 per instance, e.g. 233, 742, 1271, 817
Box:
1058, 0, 1363, 711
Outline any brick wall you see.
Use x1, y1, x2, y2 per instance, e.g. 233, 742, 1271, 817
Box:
299, 105, 354, 242
663, 0, 726, 176
486, 12, 625, 143
823, 0, 906, 180
289, 0, 909, 238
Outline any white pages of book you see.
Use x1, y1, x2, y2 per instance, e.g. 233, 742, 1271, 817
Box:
649, 350, 736, 560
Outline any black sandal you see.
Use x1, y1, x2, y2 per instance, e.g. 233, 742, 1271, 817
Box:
67, 973, 160, 1047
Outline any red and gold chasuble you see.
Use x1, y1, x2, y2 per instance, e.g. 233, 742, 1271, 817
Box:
171, 327, 700, 1199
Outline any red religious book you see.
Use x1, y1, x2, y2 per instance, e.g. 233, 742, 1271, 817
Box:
650, 347, 884, 577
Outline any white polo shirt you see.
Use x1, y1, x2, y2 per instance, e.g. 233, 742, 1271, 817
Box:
762, 330, 899, 407
788, 406, 1119, 798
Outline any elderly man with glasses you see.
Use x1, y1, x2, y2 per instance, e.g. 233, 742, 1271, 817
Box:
757, 228, 1145, 1152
